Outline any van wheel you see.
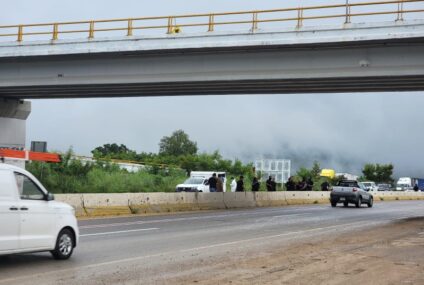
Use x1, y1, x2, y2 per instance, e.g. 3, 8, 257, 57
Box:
343, 202, 348, 207
331, 201, 337, 207
51, 229, 74, 260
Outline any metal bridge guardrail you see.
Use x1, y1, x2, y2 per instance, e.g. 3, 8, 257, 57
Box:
1, 0, 424, 43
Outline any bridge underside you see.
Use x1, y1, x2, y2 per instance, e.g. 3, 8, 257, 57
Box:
1, 35, 424, 99
1, 76, 424, 99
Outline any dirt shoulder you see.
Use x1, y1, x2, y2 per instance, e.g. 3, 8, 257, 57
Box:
164, 217, 424, 285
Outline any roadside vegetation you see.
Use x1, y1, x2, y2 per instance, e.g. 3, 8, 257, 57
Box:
27, 130, 253, 193
26, 129, 395, 193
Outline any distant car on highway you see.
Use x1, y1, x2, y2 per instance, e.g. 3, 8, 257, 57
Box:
330, 180, 373, 208
0, 163, 79, 259
377, 183, 391, 191
361, 181, 378, 192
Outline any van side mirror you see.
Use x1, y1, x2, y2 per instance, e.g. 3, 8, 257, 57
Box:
46, 192, 55, 201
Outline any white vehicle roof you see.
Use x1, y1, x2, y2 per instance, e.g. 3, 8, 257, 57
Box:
0, 163, 25, 172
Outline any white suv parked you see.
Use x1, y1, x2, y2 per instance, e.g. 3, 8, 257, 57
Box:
0, 163, 79, 259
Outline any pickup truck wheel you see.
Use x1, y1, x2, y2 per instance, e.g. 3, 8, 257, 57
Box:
355, 197, 362, 208
367, 197, 373, 208
343, 201, 348, 207
51, 229, 74, 260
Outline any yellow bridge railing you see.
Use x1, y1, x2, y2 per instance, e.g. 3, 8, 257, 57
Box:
1, 0, 423, 43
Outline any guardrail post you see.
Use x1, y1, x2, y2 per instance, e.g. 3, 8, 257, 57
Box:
396, 0, 404, 21
88, 21, 95, 39
167, 17, 173, 34
345, 0, 351, 24
52, 23, 59, 40
127, 19, 133, 36
208, 14, 214, 32
296, 8, 303, 28
251, 12, 258, 31
17, 25, 23, 42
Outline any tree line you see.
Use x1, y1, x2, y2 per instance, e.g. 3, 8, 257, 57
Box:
26, 129, 395, 193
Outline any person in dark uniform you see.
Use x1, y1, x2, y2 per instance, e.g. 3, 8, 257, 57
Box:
208, 173, 217, 192
252, 177, 260, 191
266, 176, 273, 191
321, 180, 330, 191
285, 177, 295, 191
236, 175, 244, 192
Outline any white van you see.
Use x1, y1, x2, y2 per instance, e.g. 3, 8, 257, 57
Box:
176, 171, 226, 192
361, 181, 378, 192
0, 163, 79, 259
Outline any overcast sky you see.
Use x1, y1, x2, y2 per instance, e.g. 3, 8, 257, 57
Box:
3, 1, 424, 178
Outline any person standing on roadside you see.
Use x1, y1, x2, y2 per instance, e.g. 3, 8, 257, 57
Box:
414, 184, 419, 192
321, 180, 330, 191
252, 177, 260, 192
208, 173, 217, 192
266, 176, 273, 191
230, 177, 237, 192
236, 175, 245, 192
216, 176, 224, 192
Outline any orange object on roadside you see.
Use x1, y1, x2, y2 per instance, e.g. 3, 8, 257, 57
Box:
0, 149, 60, 163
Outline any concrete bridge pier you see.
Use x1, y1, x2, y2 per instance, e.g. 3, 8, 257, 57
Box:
0, 99, 31, 150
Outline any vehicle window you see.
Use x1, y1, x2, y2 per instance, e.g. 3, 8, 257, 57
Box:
14, 173, 45, 200
184, 178, 204, 184
337, 181, 358, 187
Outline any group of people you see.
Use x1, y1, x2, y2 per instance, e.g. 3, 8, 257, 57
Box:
285, 176, 331, 191
226, 175, 277, 192
208, 173, 333, 192
285, 176, 313, 191
207, 173, 225, 192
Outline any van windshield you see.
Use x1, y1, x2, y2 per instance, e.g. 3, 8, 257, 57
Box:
184, 178, 205, 185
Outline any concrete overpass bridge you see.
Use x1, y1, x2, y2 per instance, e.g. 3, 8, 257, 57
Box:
1, 0, 424, 150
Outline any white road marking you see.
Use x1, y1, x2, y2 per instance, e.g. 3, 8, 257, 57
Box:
80, 228, 159, 237
0, 219, 394, 284
79, 210, 315, 229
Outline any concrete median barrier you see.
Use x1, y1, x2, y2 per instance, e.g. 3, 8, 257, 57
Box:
128, 192, 199, 214
54, 191, 424, 217
197, 192, 226, 210
82, 193, 132, 216
223, 192, 256, 209
55, 194, 86, 216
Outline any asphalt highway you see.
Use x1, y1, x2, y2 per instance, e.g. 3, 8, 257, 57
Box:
1, 201, 423, 284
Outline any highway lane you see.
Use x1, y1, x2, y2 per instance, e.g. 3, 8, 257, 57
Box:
0, 201, 423, 284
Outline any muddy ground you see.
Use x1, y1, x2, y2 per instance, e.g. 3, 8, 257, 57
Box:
154, 217, 424, 285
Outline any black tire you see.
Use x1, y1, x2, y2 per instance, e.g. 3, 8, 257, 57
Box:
367, 197, 373, 208
331, 201, 337, 207
343, 201, 348, 207
355, 197, 362, 208
51, 229, 74, 260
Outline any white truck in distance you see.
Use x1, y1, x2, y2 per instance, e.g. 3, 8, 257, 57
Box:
0, 163, 79, 259
396, 177, 424, 191
176, 171, 226, 192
